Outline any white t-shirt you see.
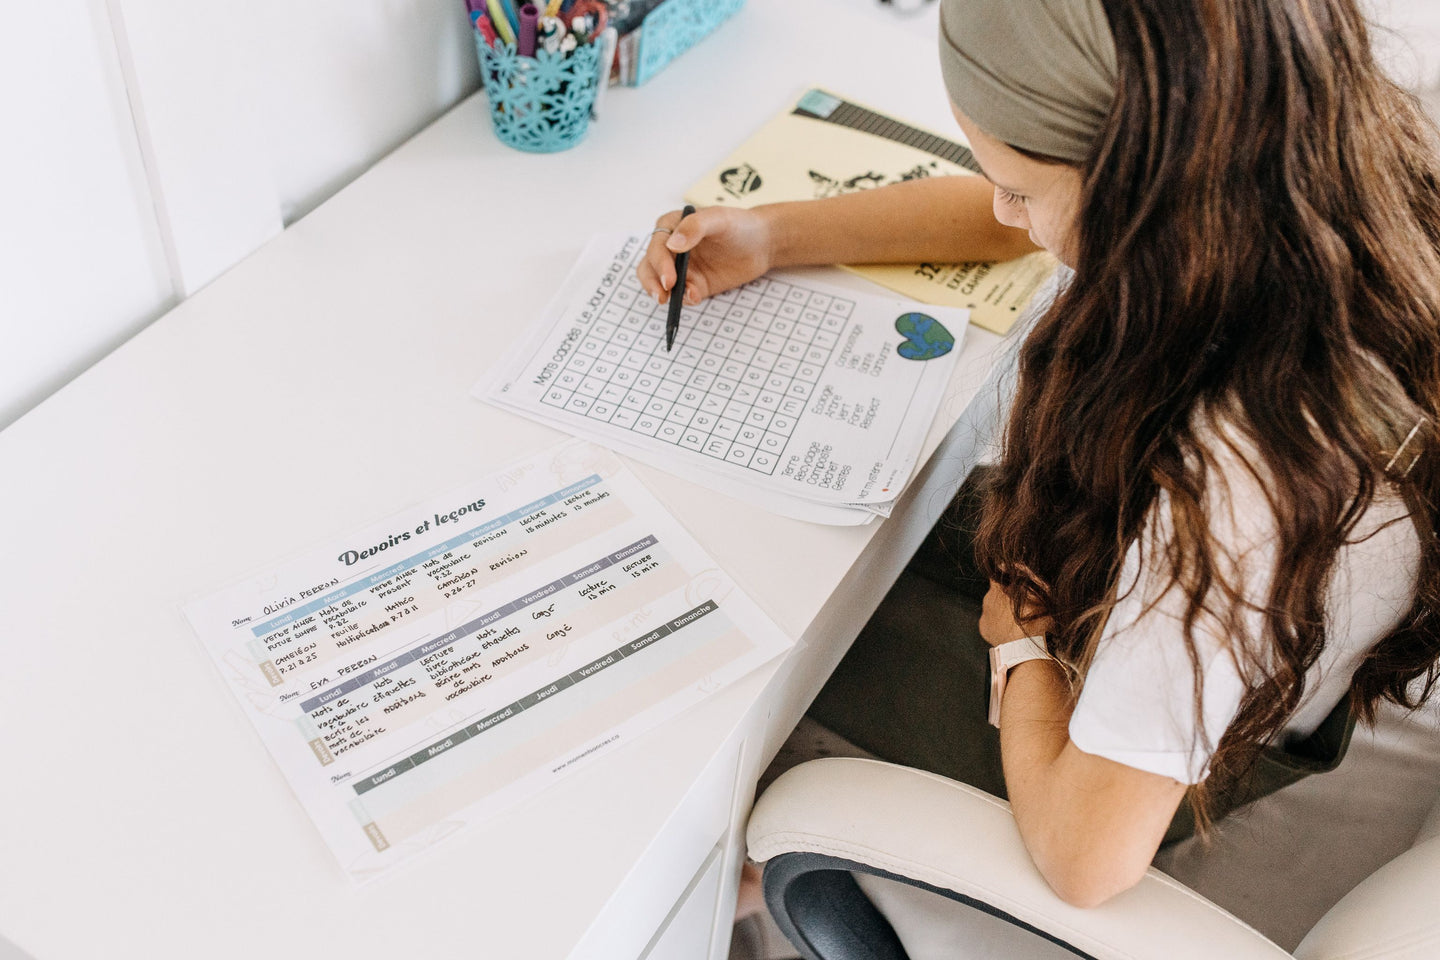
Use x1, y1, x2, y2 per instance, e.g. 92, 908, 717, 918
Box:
1066, 423, 1421, 784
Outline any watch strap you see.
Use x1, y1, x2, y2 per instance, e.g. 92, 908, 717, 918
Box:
988, 635, 1052, 728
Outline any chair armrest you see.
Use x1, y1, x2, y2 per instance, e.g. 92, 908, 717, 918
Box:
1295, 832, 1440, 960
746, 758, 1289, 960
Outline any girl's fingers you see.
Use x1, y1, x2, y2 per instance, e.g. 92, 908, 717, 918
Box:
666, 216, 704, 254
636, 258, 662, 300
641, 244, 674, 302
652, 259, 674, 304
641, 210, 687, 299
684, 270, 709, 305
639, 206, 715, 301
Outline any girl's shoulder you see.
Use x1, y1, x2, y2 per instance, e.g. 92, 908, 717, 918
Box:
1175, 403, 1413, 547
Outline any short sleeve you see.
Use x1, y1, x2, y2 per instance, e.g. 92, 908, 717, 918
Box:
1067, 435, 1277, 784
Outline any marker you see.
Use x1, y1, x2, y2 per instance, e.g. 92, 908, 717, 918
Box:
666, 205, 697, 352
477, 12, 499, 47
487, 0, 516, 44
518, 3, 539, 56
497, 0, 520, 36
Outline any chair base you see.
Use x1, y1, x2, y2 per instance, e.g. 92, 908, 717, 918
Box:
762, 852, 1095, 960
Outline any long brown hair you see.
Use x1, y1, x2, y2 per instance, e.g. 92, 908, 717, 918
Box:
976, 0, 1440, 819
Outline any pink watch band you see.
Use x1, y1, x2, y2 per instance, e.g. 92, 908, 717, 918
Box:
987, 635, 1052, 728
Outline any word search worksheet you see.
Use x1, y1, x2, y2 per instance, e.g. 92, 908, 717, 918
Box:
184, 441, 791, 882
483, 234, 967, 524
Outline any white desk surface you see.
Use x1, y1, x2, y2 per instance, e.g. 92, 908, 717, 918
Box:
0, 4, 1011, 957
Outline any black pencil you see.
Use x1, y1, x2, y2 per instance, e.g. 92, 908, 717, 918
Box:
665, 204, 696, 352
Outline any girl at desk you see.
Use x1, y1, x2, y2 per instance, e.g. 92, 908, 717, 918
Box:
638, 0, 1440, 909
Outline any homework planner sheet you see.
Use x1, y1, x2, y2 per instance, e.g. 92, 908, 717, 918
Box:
184, 441, 792, 882
483, 234, 967, 522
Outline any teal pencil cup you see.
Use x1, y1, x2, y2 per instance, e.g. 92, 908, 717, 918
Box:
476, 38, 602, 153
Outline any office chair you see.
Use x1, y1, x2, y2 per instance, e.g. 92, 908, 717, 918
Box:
747, 757, 1440, 960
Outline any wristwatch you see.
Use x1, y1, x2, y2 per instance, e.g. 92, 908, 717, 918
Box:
988, 635, 1053, 727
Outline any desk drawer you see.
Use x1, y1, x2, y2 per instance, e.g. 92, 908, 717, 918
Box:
569, 734, 743, 959
642, 846, 724, 960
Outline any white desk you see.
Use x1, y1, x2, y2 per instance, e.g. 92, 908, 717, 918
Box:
0, 5, 1014, 957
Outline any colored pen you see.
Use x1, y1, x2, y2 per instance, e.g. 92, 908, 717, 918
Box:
487, 0, 516, 44
666, 204, 696, 352
477, 12, 498, 47
518, 3, 539, 56
497, 0, 520, 36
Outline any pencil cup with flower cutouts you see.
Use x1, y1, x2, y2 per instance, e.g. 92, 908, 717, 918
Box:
476, 38, 601, 153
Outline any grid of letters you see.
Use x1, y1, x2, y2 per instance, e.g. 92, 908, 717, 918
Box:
541, 273, 854, 474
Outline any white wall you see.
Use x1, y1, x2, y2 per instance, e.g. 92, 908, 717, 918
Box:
0, 0, 175, 430
247, 0, 480, 224
101, 0, 481, 283
107, 0, 284, 296
1371, 0, 1440, 90
3, 0, 479, 431
4, 0, 1437, 433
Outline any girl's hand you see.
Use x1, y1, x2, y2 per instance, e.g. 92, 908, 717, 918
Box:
979, 580, 1055, 646
637, 206, 775, 306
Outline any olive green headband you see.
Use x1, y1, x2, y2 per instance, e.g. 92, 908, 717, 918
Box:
938, 0, 1117, 164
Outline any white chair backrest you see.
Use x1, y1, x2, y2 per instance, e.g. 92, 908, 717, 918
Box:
1293, 791, 1440, 960
1415, 790, 1440, 844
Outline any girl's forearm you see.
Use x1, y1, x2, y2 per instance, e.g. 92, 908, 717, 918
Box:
1000, 661, 1186, 908
759, 176, 1040, 269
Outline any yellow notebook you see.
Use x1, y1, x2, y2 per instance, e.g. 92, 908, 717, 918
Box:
686, 88, 1056, 335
